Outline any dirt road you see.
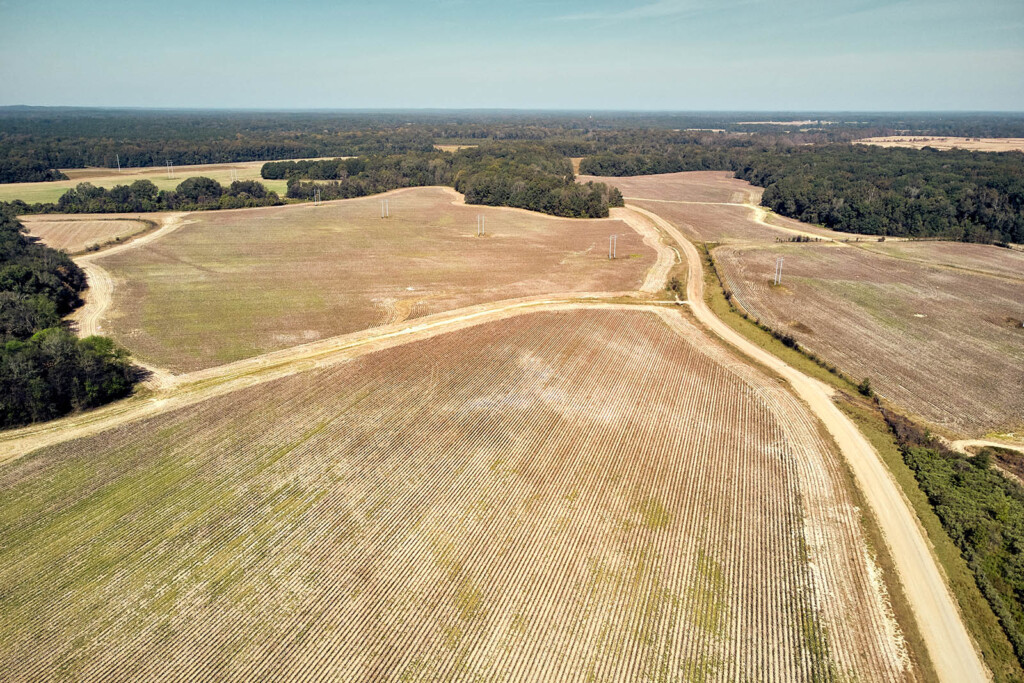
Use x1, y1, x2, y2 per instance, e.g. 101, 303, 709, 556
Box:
629, 203, 989, 682
67, 212, 190, 338
950, 439, 1024, 456
0, 293, 643, 464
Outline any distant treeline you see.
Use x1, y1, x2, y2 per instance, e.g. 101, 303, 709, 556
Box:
885, 411, 1024, 665
6, 178, 282, 215
5, 107, 1024, 184
0, 208, 136, 428
269, 146, 624, 218
581, 142, 1024, 243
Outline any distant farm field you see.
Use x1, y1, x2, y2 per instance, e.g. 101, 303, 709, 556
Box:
20, 214, 155, 253
0, 159, 302, 204
585, 172, 872, 243
715, 241, 1024, 436
579, 171, 755, 204
95, 186, 653, 372
0, 309, 911, 680
856, 136, 1024, 153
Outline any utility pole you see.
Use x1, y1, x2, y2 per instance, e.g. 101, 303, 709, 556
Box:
477, 214, 485, 236
116, 154, 121, 174
774, 256, 784, 285
609, 234, 617, 259
166, 160, 174, 180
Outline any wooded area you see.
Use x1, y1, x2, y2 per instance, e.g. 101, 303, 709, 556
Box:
0, 208, 135, 427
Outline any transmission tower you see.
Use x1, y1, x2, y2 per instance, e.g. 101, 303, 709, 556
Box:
773, 257, 784, 285
609, 234, 617, 259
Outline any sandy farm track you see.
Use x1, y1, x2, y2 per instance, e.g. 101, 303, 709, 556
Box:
86, 186, 654, 372
0, 308, 911, 681
0, 181, 992, 680
630, 204, 988, 681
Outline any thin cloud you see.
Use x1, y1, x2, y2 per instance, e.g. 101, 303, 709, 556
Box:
556, 0, 751, 22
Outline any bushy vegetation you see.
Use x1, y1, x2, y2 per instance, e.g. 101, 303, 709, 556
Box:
884, 411, 1024, 664
0, 208, 135, 428
274, 145, 624, 218
5, 177, 281, 215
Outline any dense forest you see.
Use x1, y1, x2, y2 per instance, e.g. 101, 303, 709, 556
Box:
581, 142, 1024, 243
4, 107, 1024, 183
271, 146, 623, 218
0, 158, 68, 183
0, 208, 136, 427
885, 411, 1024, 665
738, 146, 1024, 242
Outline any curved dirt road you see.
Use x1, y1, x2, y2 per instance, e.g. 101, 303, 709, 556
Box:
68, 212, 190, 338
629, 203, 988, 682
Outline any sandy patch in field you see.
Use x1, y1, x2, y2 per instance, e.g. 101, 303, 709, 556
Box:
856, 136, 1024, 153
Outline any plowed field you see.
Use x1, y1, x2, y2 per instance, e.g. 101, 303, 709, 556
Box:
94, 187, 653, 372
21, 215, 154, 253
0, 309, 910, 681
715, 242, 1024, 435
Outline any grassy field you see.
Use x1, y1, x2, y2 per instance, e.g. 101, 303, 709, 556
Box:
856, 136, 1024, 153
94, 186, 653, 372
0, 308, 913, 680
0, 159, 299, 204
21, 214, 155, 253
714, 240, 1024, 437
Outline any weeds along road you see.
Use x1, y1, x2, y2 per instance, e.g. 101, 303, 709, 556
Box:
629, 203, 989, 682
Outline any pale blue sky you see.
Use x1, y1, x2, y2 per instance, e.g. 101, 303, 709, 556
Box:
1, 0, 1021, 110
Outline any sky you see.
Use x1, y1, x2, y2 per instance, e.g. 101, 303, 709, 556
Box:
0, 0, 1021, 111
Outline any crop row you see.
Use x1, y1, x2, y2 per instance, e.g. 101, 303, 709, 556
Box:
0, 309, 909, 680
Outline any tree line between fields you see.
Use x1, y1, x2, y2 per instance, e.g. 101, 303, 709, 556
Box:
884, 412, 1024, 666
0, 208, 136, 428
265, 145, 624, 218
5, 178, 283, 215
3, 146, 625, 219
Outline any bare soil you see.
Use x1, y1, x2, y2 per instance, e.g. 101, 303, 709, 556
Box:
0, 308, 911, 681
20, 215, 155, 254
92, 187, 654, 372
715, 241, 1024, 436
857, 136, 1024, 153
